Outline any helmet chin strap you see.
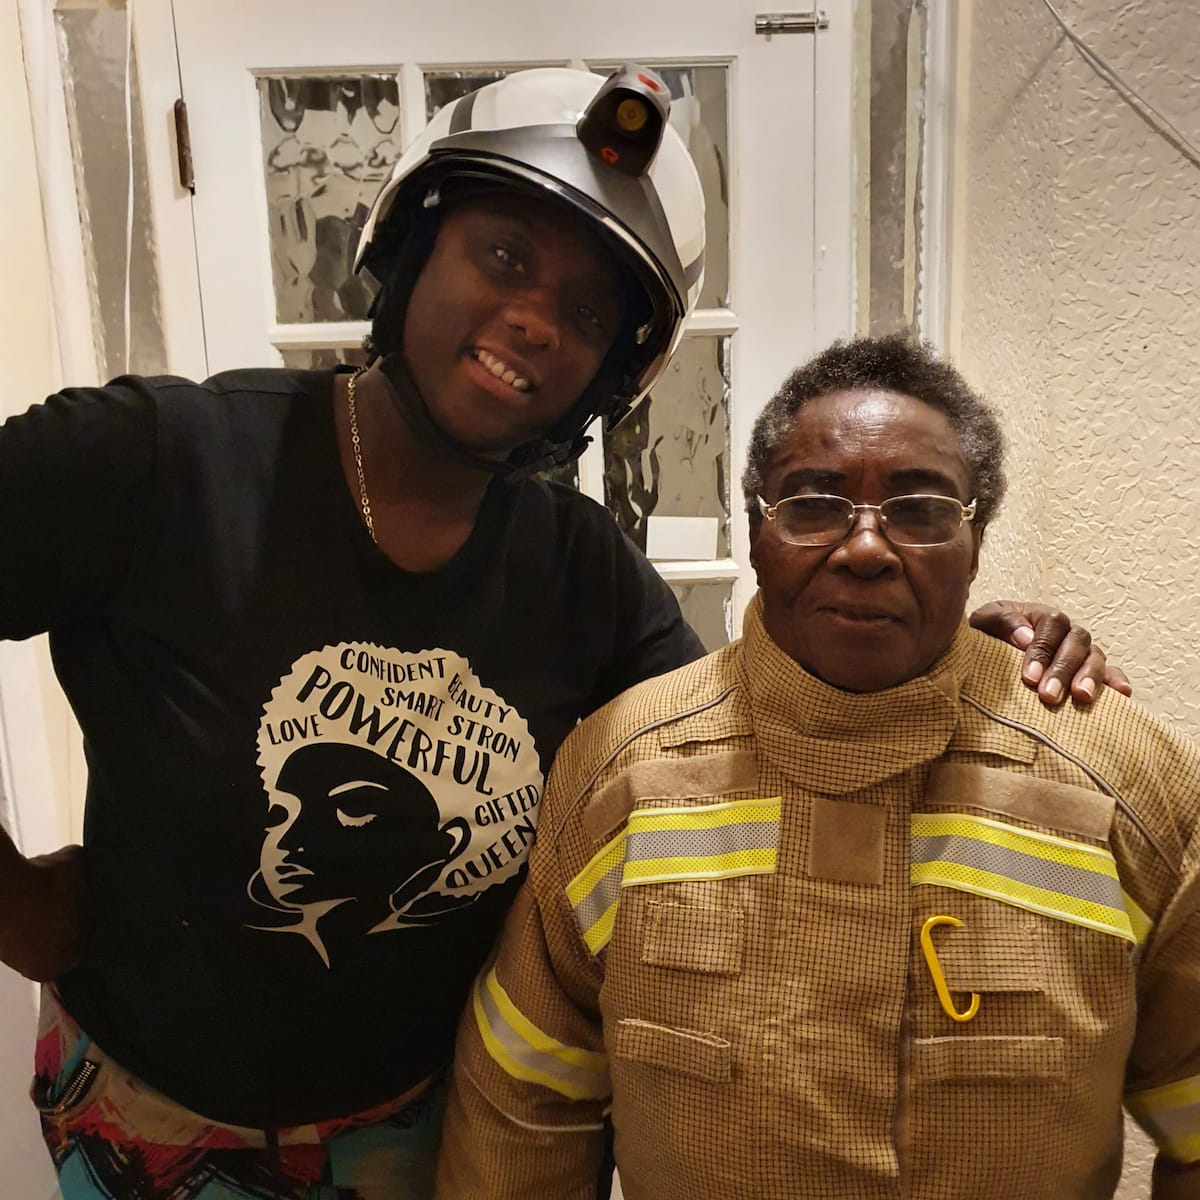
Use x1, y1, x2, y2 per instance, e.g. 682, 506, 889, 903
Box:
376, 353, 514, 477
375, 353, 589, 480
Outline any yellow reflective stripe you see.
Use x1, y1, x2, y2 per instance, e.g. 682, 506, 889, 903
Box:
912, 812, 1141, 943
567, 832, 627, 955
623, 797, 779, 887
911, 860, 1135, 942
1123, 890, 1153, 943
566, 832, 627, 907
485, 969, 607, 1074
624, 847, 778, 887
1129, 1073, 1200, 1115
626, 796, 782, 833
913, 813, 1120, 879
579, 895, 620, 955
566, 797, 782, 957
1127, 1073, 1200, 1164
472, 969, 609, 1101
1156, 1133, 1200, 1164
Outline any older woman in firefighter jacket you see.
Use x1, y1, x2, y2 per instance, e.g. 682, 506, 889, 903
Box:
437, 336, 1200, 1200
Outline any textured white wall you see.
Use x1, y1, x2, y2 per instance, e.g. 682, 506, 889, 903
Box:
953, 0, 1200, 1194
953, 0, 1059, 607
958, 0, 1200, 721
1045, 0, 1200, 732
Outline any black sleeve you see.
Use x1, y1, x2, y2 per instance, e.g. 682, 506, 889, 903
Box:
0, 379, 158, 640
591, 527, 706, 708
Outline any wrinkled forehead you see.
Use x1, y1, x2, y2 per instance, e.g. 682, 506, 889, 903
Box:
767, 388, 974, 497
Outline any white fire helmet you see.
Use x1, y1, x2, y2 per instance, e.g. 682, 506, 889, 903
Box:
354, 65, 706, 439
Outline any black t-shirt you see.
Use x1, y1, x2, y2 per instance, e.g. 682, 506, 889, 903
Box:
0, 368, 703, 1127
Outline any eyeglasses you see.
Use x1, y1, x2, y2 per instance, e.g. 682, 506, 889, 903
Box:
756, 493, 977, 547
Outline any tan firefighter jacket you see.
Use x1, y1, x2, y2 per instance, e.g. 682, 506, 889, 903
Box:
437, 597, 1200, 1200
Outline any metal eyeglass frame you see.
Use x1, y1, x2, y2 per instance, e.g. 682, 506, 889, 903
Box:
755, 493, 977, 547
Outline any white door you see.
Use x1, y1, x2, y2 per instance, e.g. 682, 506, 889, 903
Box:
135, 0, 854, 647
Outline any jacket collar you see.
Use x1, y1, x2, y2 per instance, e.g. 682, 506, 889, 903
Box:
739, 593, 970, 795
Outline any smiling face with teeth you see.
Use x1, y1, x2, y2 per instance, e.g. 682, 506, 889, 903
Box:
399, 193, 627, 459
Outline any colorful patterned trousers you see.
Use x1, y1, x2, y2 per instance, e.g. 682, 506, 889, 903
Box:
34, 988, 445, 1200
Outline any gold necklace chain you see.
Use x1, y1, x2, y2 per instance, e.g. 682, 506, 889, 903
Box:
346, 366, 376, 544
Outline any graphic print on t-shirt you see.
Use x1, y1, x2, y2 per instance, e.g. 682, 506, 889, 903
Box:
249, 643, 543, 965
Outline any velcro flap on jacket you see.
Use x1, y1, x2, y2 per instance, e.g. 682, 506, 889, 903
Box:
913, 1034, 1065, 1080
932, 910, 1043, 992
808, 797, 887, 885
613, 1018, 732, 1083
583, 751, 759, 843
926, 762, 1114, 841
642, 901, 746, 976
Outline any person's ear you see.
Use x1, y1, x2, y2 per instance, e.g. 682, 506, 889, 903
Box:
968, 523, 984, 583
749, 513, 764, 581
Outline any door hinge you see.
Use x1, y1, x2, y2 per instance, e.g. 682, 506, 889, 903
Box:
174, 98, 195, 193
755, 11, 829, 34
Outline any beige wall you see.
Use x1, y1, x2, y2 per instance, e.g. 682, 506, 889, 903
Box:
3, 1, 59, 412
0, 0, 68, 1189
951, 0, 1200, 1194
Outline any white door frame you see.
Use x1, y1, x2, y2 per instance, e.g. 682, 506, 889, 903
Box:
918, 0, 964, 354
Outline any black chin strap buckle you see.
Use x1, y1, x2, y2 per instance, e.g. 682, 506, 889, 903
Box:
503, 433, 593, 480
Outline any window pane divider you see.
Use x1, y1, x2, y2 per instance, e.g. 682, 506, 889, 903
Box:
686, 308, 738, 336
270, 321, 370, 349
268, 314, 738, 350
653, 557, 740, 582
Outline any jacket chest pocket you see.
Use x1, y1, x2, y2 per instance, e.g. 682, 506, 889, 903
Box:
606, 898, 746, 1085
910, 906, 1066, 1079
612, 1018, 733, 1083
911, 898, 1138, 1082
909, 797, 1139, 1079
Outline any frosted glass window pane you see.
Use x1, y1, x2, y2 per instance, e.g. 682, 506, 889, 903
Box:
603, 336, 731, 557
669, 581, 733, 652
257, 75, 401, 324
589, 61, 730, 309
55, 5, 166, 377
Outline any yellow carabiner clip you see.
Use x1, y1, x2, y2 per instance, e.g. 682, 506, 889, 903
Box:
919, 915, 981, 1023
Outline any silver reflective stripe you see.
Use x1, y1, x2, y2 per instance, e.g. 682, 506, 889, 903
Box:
626, 820, 779, 863
572, 858, 624, 937
473, 970, 609, 1101
912, 833, 1123, 911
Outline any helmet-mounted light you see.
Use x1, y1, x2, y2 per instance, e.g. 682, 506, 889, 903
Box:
576, 64, 671, 177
